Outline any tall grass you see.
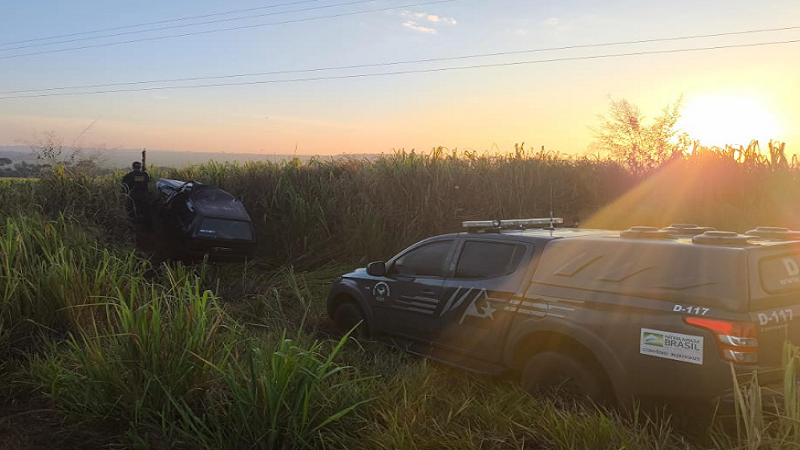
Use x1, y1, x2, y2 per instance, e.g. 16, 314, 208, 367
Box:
165, 145, 797, 265
168, 333, 367, 450
1, 213, 365, 448
3, 145, 799, 268
163, 148, 633, 265
27, 276, 228, 424
0, 214, 146, 354
0, 168, 131, 246
716, 342, 800, 450
25, 263, 366, 449
337, 357, 683, 450
5, 144, 800, 449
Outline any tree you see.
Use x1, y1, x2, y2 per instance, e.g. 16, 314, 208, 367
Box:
26, 130, 109, 176
0, 158, 11, 167
591, 97, 689, 175
30, 130, 77, 167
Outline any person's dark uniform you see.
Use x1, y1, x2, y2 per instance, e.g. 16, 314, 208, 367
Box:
122, 161, 151, 221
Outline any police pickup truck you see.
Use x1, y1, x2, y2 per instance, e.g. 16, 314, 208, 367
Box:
327, 220, 800, 404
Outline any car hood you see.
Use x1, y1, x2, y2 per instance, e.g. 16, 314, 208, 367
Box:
342, 267, 370, 279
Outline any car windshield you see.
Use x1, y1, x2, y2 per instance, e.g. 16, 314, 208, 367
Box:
195, 218, 253, 241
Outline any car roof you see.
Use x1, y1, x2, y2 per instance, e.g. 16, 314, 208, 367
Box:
190, 185, 251, 221
159, 178, 252, 222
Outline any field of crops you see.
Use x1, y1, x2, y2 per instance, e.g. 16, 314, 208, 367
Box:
2, 147, 800, 449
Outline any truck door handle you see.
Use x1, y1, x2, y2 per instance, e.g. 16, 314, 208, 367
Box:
420, 289, 437, 296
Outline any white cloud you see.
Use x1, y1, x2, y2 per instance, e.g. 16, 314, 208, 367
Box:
514, 29, 529, 37
427, 14, 457, 25
400, 10, 457, 32
542, 17, 573, 31
403, 20, 437, 34
543, 17, 561, 27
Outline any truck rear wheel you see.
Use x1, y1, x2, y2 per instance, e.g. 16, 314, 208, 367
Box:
521, 351, 609, 404
332, 301, 369, 339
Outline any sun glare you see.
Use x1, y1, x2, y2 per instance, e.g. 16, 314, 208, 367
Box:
678, 95, 783, 147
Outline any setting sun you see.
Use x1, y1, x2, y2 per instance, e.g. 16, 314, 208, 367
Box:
679, 95, 783, 147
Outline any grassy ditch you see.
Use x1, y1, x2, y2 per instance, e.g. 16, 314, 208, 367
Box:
0, 214, 365, 449
3, 149, 800, 448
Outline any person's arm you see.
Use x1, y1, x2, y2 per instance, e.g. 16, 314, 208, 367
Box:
122, 173, 132, 192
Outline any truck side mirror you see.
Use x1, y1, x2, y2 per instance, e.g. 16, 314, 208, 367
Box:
366, 261, 386, 277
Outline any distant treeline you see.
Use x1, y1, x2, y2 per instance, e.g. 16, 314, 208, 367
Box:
0, 157, 112, 178
0, 145, 365, 170
0, 158, 49, 178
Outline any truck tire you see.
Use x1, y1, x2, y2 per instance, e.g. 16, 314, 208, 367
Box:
521, 351, 609, 403
332, 301, 369, 339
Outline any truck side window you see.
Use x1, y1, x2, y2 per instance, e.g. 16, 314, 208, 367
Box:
393, 240, 453, 277
455, 241, 525, 279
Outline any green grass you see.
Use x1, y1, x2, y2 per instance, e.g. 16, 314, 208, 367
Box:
4, 147, 800, 448
0, 214, 145, 353
0, 177, 38, 181
14, 221, 366, 449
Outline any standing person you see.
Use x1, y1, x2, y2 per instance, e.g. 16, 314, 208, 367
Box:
122, 161, 151, 221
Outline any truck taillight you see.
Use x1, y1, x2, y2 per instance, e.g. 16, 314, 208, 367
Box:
684, 317, 759, 365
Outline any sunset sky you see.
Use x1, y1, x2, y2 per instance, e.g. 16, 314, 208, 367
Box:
1, 0, 799, 157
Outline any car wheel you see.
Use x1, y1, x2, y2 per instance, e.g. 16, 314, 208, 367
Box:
521, 351, 610, 404
332, 301, 369, 339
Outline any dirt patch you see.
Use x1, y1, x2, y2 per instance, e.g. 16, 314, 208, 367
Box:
0, 400, 111, 450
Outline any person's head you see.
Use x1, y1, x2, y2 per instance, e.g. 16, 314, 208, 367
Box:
132, 161, 142, 172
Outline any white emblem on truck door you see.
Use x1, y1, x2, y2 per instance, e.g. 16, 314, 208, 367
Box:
441, 287, 505, 323
373, 282, 390, 302
459, 289, 499, 323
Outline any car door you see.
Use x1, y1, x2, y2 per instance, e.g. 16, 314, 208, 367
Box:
372, 239, 456, 343
433, 239, 533, 362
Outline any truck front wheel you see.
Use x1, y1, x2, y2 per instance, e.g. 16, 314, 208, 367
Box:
332, 301, 370, 339
521, 351, 609, 403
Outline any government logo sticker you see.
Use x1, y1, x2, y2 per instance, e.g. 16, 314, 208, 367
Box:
642, 332, 664, 347
373, 282, 390, 302
640, 328, 703, 365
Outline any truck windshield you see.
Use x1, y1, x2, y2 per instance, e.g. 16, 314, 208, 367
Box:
195, 218, 253, 241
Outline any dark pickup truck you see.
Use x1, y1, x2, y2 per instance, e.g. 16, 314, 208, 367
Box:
327, 220, 800, 404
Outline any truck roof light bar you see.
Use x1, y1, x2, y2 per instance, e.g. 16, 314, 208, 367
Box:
462, 218, 563, 233
462, 219, 501, 228
501, 218, 563, 228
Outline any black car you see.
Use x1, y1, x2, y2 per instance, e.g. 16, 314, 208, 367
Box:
327, 219, 800, 405
156, 178, 256, 260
